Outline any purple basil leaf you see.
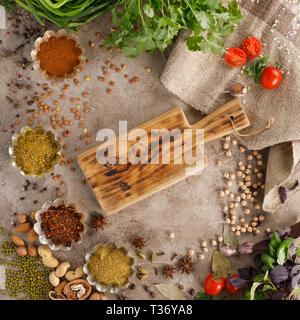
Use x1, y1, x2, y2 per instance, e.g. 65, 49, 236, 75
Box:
288, 180, 299, 191
270, 265, 289, 284
228, 277, 247, 289
254, 240, 270, 251
282, 227, 292, 238
269, 291, 288, 300
254, 254, 263, 269
238, 268, 252, 280
238, 267, 257, 280
291, 273, 300, 289
239, 242, 254, 255
290, 222, 300, 239
279, 186, 287, 203
291, 265, 300, 277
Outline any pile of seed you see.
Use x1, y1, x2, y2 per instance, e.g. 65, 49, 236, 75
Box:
0, 239, 52, 300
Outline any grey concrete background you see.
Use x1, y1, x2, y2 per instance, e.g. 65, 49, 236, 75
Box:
0, 10, 299, 300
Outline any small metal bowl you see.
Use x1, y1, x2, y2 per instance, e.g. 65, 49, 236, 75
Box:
83, 243, 134, 294
34, 199, 87, 251
8, 126, 61, 178
31, 29, 84, 82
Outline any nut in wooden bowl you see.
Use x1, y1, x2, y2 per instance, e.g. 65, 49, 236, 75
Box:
63, 279, 92, 300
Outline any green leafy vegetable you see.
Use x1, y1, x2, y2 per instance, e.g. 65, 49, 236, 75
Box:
15, 0, 115, 31
276, 238, 294, 265
269, 231, 282, 258
194, 291, 212, 300
260, 253, 276, 270
105, 0, 243, 58
245, 56, 269, 84
296, 248, 300, 258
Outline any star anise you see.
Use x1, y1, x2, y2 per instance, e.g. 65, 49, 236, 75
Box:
133, 237, 145, 250
90, 214, 107, 232
177, 256, 196, 275
162, 265, 176, 279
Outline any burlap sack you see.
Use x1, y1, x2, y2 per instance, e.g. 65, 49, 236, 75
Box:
160, 0, 300, 213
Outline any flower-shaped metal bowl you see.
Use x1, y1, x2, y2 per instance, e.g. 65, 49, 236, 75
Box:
83, 243, 134, 294
8, 126, 61, 178
31, 29, 84, 82
34, 199, 87, 251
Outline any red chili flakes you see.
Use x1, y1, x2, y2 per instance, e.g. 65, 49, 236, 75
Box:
40, 205, 84, 247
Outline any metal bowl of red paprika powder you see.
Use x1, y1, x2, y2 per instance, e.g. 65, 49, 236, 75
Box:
34, 198, 87, 251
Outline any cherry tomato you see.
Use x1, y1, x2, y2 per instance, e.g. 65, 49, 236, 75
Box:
225, 48, 247, 67
260, 66, 282, 89
204, 274, 224, 296
225, 274, 243, 294
242, 37, 262, 59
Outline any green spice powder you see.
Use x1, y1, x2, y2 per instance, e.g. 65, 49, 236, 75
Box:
0, 239, 52, 300
88, 244, 132, 287
13, 127, 60, 176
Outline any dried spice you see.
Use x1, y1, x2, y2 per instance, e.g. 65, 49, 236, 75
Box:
90, 214, 107, 232
37, 36, 82, 78
278, 186, 287, 203
177, 256, 196, 275
88, 243, 133, 287
40, 205, 84, 247
162, 265, 175, 279
288, 180, 299, 191
133, 237, 145, 250
12, 127, 61, 176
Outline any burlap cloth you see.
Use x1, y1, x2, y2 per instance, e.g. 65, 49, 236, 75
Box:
160, 0, 300, 213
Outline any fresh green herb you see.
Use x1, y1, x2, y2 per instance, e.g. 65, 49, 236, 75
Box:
194, 291, 212, 300
276, 238, 294, 265
247, 271, 277, 300
296, 248, 300, 258
260, 253, 277, 270
269, 231, 281, 258
105, 0, 243, 58
0, 0, 17, 12
245, 56, 269, 84
15, 0, 115, 31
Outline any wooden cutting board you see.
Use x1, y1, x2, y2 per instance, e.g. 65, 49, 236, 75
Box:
78, 99, 250, 215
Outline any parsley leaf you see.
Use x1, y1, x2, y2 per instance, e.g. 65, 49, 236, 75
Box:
106, 0, 243, 58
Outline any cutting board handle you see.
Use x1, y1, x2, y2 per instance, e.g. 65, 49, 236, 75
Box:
191, 99, 250, 143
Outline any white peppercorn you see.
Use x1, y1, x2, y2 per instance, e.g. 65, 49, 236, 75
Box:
244, 208, 251, 215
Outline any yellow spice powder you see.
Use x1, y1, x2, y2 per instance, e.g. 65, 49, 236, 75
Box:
88, 244, 132, 287
13, 127, 60, 176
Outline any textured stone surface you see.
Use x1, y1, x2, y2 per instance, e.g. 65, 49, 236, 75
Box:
0, 11, 299, 300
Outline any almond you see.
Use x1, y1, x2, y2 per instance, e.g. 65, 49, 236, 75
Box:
11, 234, 25, 246
16, 246, 27, 256
15, 222, 31, 233
30, 210, 37, 221
17, 213, 27, 223
28, 245, 37, 257
27, 228, 38, 243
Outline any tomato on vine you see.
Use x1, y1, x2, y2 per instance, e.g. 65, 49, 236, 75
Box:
260, 66, 282, 89
204, 273, 224, 296
242, 37, 262, 59
245, 56, 282, 89
225, 48, 247, 68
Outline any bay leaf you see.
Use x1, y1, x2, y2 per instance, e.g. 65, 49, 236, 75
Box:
154, 283, 187, 300
223, 224, 239, 251
212, 250, 231, 279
